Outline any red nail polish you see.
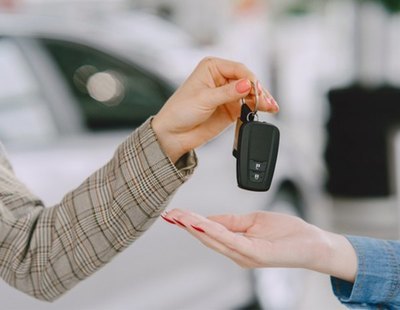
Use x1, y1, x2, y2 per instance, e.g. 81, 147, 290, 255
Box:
235, 79, 251, 93
173, 218, 186, 228
161, 214, 176, 224
191, 225, 205, 233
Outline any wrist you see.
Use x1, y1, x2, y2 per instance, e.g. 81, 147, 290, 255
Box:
151, 115, 185, 164
312, 229, 358, 283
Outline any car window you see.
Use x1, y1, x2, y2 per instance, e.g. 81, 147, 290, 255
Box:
0, 38, 58, 146
40, 39, 175, 130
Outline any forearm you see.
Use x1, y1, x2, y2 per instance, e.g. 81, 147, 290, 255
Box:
0, 118, 196, 301
302, 226, 400, 307
331, 236, 400, 308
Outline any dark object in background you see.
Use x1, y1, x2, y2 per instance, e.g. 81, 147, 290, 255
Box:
377, 0, 400, 13
325, 84, 400, 197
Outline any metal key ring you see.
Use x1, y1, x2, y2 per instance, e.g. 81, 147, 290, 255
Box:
247, 111, 259, 122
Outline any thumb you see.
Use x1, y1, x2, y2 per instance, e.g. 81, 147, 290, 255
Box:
204, 79, 252, 108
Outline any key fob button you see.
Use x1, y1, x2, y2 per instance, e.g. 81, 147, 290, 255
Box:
250, 171, 264, 183
250, 160, 267, 171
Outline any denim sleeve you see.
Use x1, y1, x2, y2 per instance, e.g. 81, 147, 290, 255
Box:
331, 236, 400, 309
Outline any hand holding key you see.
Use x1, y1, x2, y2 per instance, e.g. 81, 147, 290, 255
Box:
152, 57, 279, 163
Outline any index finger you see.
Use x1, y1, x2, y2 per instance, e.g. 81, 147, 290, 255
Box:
198, 57, 257, 84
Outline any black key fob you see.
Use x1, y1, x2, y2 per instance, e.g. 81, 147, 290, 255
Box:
234, 103, 280, 191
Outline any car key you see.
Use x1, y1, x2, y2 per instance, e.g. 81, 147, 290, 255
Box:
233, 82, 280, 191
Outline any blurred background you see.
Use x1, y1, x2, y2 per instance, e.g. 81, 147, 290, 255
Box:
1, 0, 400, 309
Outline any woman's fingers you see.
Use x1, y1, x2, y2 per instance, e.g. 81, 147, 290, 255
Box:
162, 209, 258, 258
195, 57, 278, 113
198, 57, 257, 83
200, 79, 251, 110
207, 213, 258, 233
161, 209, 259, 268
202, 78, 278, 113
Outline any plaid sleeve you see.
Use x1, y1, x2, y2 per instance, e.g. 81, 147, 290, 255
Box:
0, 118, 197, 301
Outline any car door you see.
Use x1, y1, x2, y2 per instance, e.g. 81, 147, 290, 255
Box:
2, 35, 176, 204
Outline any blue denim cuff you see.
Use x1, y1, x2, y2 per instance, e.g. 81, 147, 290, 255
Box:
331, 236, 400, 309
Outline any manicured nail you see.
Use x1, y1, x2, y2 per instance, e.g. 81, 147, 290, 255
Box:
161, 214, 176, 224
173, 218, 186, 228
235, 79, 251, 93
191, 225, 205, 233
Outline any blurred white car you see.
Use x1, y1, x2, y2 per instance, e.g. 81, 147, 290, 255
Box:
0, 12, 323, 310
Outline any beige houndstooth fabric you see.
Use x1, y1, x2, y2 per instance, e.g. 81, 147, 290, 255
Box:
0, 118, 196, 301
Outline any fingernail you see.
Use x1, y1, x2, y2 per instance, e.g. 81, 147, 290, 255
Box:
173, 218, 186, 228
191, 225, 205, 233
161, 214, 176, 224
235, 79, 251, 93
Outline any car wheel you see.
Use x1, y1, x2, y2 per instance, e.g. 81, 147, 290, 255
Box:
252, 190, 308, 310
